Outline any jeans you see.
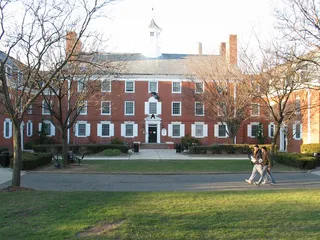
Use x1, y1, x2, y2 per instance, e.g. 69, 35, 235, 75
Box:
248, 164, 267, 182
257, 165, 276, 184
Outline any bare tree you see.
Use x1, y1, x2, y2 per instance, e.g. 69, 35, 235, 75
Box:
187, 56, 252, 143
0, 0, 114, 187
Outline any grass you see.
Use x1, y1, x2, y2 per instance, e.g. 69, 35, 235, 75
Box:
74, 160, 300, 173
0, 190, 319, 239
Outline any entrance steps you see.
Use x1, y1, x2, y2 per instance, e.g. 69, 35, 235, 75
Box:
139, 143, 170, 149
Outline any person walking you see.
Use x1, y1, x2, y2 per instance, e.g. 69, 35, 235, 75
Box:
245, 145, 267, 184
254, 146, 276, 185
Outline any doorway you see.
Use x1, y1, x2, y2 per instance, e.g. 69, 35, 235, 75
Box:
148, 125, 157, 143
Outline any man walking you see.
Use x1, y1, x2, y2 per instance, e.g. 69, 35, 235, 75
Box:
254, 146, 276, 185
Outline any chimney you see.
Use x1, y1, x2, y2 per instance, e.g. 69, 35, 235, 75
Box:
198, 42, 202, 55
220, 42, 226, 58
228, 34, 237, 66
66, 31, 82, 58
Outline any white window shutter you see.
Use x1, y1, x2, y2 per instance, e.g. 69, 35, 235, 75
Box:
191, 124, 195, 137
27, 122, 33, 137
86, 123, 90, 136
168, 124, 172, 137
51, 123, 55, 136
133, 124, 138, 137
247, 125, 252, 137
157, 102, 162, 114
225, 124, 229, 137
39, 123, 42, 135
203, 124, 208, 137
144, 102, 149, 114
260, 124, 263, 136
180, 124, 185, 137
214, 124, 218, 137
97, 123, 102, 137
121, 124, 125, 137
75, 124, 78, 137
9, 121, 12, 138
293, 124, 297, 140
268, 124, 271, 138
110, 124, 115, 137
300, 124, 302, 139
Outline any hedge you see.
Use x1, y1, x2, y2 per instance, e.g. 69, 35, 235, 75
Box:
274, 153, 318, 169
10, 152, 52, 170
189, 144, 273, 154
33, 144, 129, 154
301, 144, 320, 154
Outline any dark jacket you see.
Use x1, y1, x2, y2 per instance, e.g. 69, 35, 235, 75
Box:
262, 151, 272, 167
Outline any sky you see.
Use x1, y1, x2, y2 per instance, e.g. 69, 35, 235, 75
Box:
100, 0, 279, 55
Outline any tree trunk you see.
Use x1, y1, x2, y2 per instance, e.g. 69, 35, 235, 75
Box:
62, 130, 69, 167
12, 122, 22, 187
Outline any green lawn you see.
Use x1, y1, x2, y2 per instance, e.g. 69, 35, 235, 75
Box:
77, 160, 299, 173
0, 190, 319, 239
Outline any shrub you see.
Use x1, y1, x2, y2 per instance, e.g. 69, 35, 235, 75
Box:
189, 144, 259, 154
110, 138, 125, 145
103, 149, 121, 156
301, 144, 320, 154
181, 134, 201, 150
9, 152, 52, 170
33, 144, 129, 154
274, 153, 317, 169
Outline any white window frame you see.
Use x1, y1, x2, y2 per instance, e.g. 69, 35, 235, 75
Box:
144, 98, 162, 115
79, 101, 88, 115
75, 121, 90, 137
218, 102, 227, 116
121, 122, 138, 138
172, 81, 181, 93
148, 81, 158, 93
97, 121, 114, 137
295, 97, 301, 115
251, 103, 260, 116
125, 101, 135, 115
191, 122, 208, 138
27, 120, 33, 137
27, 105, 32, 114
195, 82, 204, 93
149, 102, 157, 114
268, 122, 275, 138
5, 65, 13, 81
42, 100, 50, 115
293, 122, 302, 140
125, 80, 135, 93
214, 122, 228, 138
78, 79, 87, 92
195, 102, 204, 116
3, 118, 12, 139
168, 122, 185, 138
172, 102, 181, 116
247, 122, 260, 138
39, 120, 55, 137
101, 79, 111, 92
101, 101, 111, 115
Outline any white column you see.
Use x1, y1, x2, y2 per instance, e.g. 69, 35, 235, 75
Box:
307, 88, 311, 143
20, 122, 25, 150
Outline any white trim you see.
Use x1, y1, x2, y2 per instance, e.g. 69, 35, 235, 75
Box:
293, 122, 302, 140
75, 121, 89, 137
27, 120, 33, 137
268, 122, 275, 138
248, 122, 260, 138
191, 122, 208, 138
295, 96, 301, 115
125, 80, 135, 93
251, 103, 260, 116
101, 101, 111, 115
121, 122, 136, 138
195, 81, 204, 93
148, 80, 158, 93
195, 102, 204, 116
39, 120, 55, 137
172, 81, 181, 93
214, 122, 228, 138
124, 101, 135, 115
79, 100, 88, 115
27, 105, 32, 114
101, 79, 112, 92
42, 100, 50, 115
3, 118, 12, 139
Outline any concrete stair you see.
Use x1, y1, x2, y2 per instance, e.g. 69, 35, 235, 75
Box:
139, 143, 169, 149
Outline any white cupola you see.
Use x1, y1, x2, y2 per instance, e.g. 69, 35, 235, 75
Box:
145, 18, 162, 58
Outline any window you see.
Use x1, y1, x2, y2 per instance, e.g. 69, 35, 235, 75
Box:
195, 82, 204, 93
97, 122, 114, 137
27, 121, 33, 137
172, 125, 180, 137
149, 102, 157, 114
125, 81, 134, 93
149, 81, 158, 93
75, 121, 90, 137
121, 122, 138, 138
218, 102, 227, 116
172, 102, 181, 116
79, 101, 87, 115
5, 65, 13, 81
191, 122, 208, 138
172, 81, 181, 93
248, 122, 260, 138
293, 123, 302, 140
195, 102, 204, 116
214, 122, 228, 138
251, 103, 260, 116
268, 123, 275, 138
18, 72, 23, 83
125, 101, 135, 115
196, 125, 203, 137
295, 97, 301, 114
3, 119, 12, 139
101, 101, 111, 115
78, 79, 87, 92
101, 79, 111, 92
27, 105, 32, 114
39, 120, 55, 137
42, 101, 50, 115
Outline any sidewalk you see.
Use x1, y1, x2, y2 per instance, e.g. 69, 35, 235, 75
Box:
0, 168, 26, 185
83, 149, 249, 160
